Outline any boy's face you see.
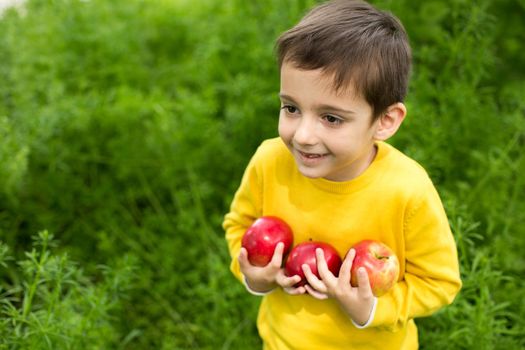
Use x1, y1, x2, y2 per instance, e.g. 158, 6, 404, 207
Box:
278, 62, 380, 182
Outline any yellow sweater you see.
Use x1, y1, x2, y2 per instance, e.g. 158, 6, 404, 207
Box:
223, 138, 461, 350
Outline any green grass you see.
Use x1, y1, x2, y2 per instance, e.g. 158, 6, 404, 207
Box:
0, 0, 524, 348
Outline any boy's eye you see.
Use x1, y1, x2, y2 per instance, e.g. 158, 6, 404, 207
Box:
323, 115, 343, 125
281, 105, 298, 114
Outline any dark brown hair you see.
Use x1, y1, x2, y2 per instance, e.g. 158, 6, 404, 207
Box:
276, 0, 412, 120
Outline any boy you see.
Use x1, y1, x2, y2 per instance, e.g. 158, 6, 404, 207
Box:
223, 0, 462, 349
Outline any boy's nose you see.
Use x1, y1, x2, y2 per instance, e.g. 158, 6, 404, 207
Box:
293, 116, 318, 146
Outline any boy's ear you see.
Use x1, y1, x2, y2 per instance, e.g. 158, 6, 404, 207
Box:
373, 102, 407, 141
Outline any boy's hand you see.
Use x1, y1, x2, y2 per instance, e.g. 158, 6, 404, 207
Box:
302, 248, 376, 326
239, 242, 305, 295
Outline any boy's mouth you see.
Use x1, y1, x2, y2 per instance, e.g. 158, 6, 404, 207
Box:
297, 150, 328, 162
299, 151, 323, 158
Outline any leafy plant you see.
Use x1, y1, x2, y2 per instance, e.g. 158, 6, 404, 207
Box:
0, 231, 136, 349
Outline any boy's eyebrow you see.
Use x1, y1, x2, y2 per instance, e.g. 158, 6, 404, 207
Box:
279, 93, 356, 115
316, 103, 356, 116
278, 93, 296, 102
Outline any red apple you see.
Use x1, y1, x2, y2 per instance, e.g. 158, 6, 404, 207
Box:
241, 216, 293, 266
284, 241, 342, 287
350, 240, 400, 297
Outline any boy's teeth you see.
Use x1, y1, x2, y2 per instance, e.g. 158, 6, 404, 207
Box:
302, 152, 321, 158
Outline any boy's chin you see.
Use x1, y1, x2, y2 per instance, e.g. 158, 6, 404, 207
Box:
295, 165, 326, 180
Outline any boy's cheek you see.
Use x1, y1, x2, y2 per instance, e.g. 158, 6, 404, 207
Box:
277, 119, 291, 142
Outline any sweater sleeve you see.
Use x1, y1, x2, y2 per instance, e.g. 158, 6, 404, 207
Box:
369, 182, 462, 331
222, 148, 264, 283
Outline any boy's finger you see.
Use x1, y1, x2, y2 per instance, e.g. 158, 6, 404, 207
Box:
305, 284, 328, 300
339, 249, 355, 281
283, 285, 306, 295
302, 264, 327, 293
276, 271, 302, 288
356, 267, 373, 297
338, 249, 355, 284
270, 242, 285, 267
315, 248, 335, 282
238, 247, 249, 268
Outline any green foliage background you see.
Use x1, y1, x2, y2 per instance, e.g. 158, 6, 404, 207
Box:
0, 0, 524, 348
